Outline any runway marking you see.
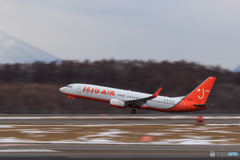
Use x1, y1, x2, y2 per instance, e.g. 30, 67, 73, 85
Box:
0, 144, 35, 147
0, 124, 195, 127
0, 149, 59, 152
0, 116, 240, 120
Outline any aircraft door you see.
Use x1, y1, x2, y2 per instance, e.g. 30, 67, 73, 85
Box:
123, 94, 127, 101
181, 102, 185, 110
77, 85, 83, 93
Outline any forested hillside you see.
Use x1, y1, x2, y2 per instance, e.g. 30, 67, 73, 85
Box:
0, 60, 239, 114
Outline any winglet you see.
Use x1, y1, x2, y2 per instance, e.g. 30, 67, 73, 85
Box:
152, 87, 162, 98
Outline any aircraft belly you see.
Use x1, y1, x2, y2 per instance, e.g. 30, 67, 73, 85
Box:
154, 104, 173, 109
147, 102, 173, 109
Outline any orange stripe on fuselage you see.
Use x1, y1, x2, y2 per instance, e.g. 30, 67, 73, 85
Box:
145, 103, 206, 112
110, 104, 124, 108
64, 93, 206, 112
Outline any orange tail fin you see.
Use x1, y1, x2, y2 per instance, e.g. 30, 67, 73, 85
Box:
185, 77, 216, 104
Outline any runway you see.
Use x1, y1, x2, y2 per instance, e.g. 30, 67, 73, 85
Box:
1, 118, 240, 125
0, 144, 239, 159
0, 114, 240, 124
0, 114, 239, 159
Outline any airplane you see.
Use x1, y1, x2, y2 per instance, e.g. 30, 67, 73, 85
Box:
59, 76, 216, 114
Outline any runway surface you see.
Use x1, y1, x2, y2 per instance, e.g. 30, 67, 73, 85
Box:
0, 144, 239, 159
0, 114, 239, 159
0, 114, 240, 124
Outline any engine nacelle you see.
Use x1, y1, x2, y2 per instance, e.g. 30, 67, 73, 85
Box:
110, 99, 125, 108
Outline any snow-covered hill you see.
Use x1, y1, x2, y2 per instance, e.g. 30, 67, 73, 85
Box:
0, 30, 60, 64
233, 65, 240, 72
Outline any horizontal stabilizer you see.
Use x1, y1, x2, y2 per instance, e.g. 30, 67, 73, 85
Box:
194, 103, 213, 107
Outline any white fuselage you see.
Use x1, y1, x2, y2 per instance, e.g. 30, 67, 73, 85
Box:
60, 83, 183, 110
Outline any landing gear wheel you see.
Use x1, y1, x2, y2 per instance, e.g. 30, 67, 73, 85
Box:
72, 100, 75, 104
131, 109, 136, 114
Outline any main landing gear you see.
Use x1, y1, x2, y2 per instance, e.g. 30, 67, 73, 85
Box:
131, 109, 136, 114
72, 100, 75, 104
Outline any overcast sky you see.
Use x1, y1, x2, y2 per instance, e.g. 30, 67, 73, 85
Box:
0, 0, 240, 69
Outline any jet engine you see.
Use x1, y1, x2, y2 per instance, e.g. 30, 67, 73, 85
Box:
110, 99, 125, 108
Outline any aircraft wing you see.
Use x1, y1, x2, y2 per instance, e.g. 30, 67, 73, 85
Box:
124, 87, 162, 106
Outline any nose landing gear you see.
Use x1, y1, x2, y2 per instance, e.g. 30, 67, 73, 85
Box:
131, 109, 136, 114
68, 96, 75, 104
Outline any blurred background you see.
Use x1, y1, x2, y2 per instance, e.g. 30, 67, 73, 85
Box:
0, 0, 240, 114
1, 1, 240, 159
0, 60, 240, 114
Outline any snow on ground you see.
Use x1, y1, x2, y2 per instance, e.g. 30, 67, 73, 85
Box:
161, 139, 228, 145
207, 124, 240, 126
18, 129, 66, 134
0, 137, 39, 143
201, 130, 239, 134
0, 124, 239, 145
146, 133, 167, 136
78, 129, 131, 143
0, 125, 15, 128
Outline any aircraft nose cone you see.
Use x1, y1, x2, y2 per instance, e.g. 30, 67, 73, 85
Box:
59, 87, 66, 93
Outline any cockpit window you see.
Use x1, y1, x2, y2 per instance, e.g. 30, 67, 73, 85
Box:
66, 85, 73, 88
